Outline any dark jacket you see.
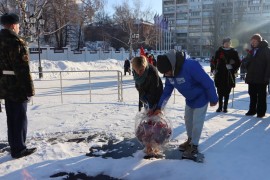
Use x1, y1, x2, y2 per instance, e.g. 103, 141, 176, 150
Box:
240, 58, 248, 74
245, 40, 270, 84
0, 29, 35, 102
214, 47, 240, 88
134, 64, 163, 109
124, 59, 130, 69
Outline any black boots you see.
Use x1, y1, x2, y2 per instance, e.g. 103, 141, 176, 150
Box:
11, 147, 37, 159
223, 96, 228, 113
216, 96, 228, 113
216, 107, 222, 112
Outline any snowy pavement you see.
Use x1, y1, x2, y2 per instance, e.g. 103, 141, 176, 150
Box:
0, 60, 269, 180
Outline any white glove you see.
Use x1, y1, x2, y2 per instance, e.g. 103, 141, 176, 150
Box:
226, 64, 233, 70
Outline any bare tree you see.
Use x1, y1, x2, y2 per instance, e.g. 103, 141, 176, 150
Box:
73, 0, 104, 50
113, 0, 155, 58
0, 0, 16, 14
43, 0, 103, 48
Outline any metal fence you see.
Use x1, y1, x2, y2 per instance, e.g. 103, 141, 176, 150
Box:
31, 70, 123, 104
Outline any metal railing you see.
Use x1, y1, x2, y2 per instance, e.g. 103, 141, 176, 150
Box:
31, 70, 123, 104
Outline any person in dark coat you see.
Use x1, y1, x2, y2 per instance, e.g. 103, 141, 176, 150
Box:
124, 59, 131, 75
213, 37, 241, 113
131, 56, 163, 112
240, 56, 248, 80
245, 34, 270, 118
0, 13, 36, 158
210, 56, 215, 76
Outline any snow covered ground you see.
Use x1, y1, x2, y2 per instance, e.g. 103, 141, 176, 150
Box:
0, 59, 269, 180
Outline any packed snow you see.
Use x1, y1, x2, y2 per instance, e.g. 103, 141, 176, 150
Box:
0, 58, 269, 180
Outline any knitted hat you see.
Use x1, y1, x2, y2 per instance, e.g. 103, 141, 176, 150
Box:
222, 37, 231, 44
0, 13, 20, 25
157, 55, 172, 74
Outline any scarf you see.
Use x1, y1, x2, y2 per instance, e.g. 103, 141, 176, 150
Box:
133, 65, 149, 86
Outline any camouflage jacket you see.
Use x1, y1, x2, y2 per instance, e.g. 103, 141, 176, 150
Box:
0, 29, 35, 102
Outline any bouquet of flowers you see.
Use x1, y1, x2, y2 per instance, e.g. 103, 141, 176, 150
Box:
135, 112, 172, 156
245, 48, 253, 58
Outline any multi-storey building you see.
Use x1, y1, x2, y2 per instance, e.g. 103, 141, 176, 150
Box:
163, 0, 270, 57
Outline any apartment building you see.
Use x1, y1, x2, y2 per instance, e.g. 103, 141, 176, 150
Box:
163, 0, 270, 57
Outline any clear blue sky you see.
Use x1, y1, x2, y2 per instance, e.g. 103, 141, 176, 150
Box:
105, 0, 162, 16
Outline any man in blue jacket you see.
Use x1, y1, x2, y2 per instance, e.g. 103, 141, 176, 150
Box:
153, 50, 218, 158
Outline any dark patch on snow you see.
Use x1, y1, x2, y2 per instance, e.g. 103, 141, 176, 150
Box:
50, 172, 121, 180
86, 137, 144, 159
85, 135, 184, 160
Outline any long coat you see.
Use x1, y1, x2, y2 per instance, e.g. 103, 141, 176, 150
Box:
0, 29, 35, 102
245, 40, 270, 84
213, 47, 240, 88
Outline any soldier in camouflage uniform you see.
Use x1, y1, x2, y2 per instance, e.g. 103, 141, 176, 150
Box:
0, 13, 36, 158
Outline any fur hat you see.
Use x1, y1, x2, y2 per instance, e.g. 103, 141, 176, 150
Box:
0, 13, 20, 25
222, 37, 231, 44
251, 34, 262, 42
157, 55, 172, 74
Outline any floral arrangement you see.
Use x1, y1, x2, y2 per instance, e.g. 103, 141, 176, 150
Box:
245, 48, 253, 59
135, 112, 172, 156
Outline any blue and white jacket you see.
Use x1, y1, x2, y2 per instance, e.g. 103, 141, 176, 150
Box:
157, 50, 218, 109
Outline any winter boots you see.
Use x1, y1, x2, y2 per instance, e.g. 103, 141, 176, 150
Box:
216, 96, 229, 113
183, 144, 198, 158
179, 138, 201, 159
216, 107, 222, 112
179, 137, 191, 151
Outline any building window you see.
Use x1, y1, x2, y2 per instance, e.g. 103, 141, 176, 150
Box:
176, 0, 187, 4
191, 12, 200, 16
249, 6, 260, 11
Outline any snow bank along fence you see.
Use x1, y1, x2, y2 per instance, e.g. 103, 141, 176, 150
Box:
29, 47, 167, 61
30, 70, 123, 104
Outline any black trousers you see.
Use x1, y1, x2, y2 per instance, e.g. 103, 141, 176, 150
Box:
248, 83, 267, 116
124, 68, 130, 75
216, 86, 232, 110
5, 99, 28, 155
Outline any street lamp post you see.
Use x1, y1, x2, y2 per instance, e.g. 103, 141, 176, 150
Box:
29, 15, 45, 79
130, 33, 139, 59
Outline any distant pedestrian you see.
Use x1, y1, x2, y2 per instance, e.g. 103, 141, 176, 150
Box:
146, 53, 154, 65
240, 55, 248, 80
124, 59, 131, 75
245, 34, 270, 118
0, 13, 36, 158
213, 37, 241, 113
210, 56, 215, 76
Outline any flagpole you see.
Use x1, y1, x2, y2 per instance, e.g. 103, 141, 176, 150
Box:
154, 14, 158, 52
